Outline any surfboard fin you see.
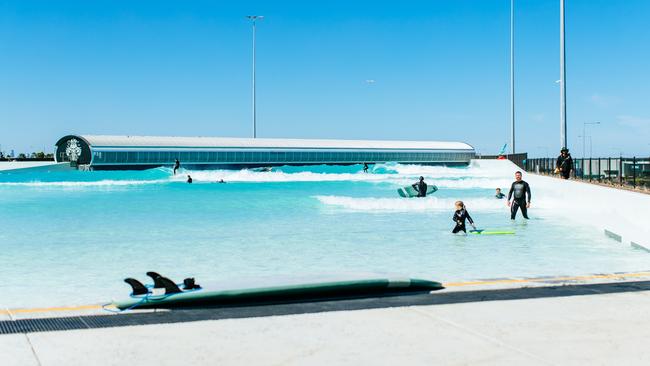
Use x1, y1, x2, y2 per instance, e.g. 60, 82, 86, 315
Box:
183, 278, 201, 290
124, 278, 149, 296
146, 271, 182, 294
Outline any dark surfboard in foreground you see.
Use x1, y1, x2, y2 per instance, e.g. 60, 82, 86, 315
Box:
114, 276, 444, 310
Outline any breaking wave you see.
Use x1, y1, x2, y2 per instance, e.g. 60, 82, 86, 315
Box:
315, 195, 508, 212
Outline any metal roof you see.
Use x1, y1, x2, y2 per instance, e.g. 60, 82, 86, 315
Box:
73, 135, 475, 151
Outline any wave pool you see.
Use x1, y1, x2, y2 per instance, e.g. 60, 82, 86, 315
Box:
1, 161, 648, 308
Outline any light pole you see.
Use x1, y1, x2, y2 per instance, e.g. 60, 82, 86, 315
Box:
510, 0, 515, 154
536, 146, 549, 158
582, 121, 600, 158
559, 0, 568, 150
246, 15, 264, 138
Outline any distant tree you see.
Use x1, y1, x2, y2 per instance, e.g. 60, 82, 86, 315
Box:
18, 153, 27, 159
35, 152, 46, 159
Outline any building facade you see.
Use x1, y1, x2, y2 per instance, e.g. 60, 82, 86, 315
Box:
55, 135, 475, 170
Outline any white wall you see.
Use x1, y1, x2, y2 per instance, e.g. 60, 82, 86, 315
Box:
0, 162, 68, 172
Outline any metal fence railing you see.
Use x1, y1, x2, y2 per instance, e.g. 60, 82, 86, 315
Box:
477, 153, 528, 169
525, 157, 650, 190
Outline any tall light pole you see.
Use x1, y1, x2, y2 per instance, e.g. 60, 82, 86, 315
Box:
510, 0, 516, 154
583, 121, 600, 158
578, 135, 593, 157
559, 0, 568, 149
246, 15, 263, 138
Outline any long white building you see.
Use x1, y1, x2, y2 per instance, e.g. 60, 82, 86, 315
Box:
54, 135, 475, 170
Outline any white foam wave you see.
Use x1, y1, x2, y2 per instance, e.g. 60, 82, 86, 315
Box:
0, 179, 160, 187
180, 164, 513, 188
315, 195, 508, 212
178, 169, 394, 183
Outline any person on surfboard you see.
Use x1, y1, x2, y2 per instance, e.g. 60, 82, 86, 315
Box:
507, 171, 531, 219
363, 163, 369, 173
452, 201, 476, 234
412, 176, 428, 197
173, 159, 181, 175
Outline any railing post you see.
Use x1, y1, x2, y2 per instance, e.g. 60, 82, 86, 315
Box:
608, 157, 611, 182
619, 157, 623, 186
589, 157, 592, 181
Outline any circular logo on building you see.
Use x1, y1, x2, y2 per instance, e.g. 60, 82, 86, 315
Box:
65, 139, 82, 162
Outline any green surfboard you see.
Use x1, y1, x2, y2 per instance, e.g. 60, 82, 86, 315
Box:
397, 185, 438, 198
470, 229, 515, 235
113, 278, 444, 310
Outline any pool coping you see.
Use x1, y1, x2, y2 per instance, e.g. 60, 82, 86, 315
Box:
2, 270, 650, 335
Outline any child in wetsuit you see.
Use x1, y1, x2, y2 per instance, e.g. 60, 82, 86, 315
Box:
495, 188, 505, 199
452, 201, 476, 234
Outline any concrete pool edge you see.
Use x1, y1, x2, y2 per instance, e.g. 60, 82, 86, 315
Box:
3, 270, 650, 327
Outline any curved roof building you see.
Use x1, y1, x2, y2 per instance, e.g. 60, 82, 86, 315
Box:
55, 135, 475, 170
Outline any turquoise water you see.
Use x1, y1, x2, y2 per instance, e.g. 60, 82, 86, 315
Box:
1, 162, 648, 308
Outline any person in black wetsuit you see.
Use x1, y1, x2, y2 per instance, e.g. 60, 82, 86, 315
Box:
186, 175, 193, 184
173, 159, 180, 175
412, 176, 428, 197
507, 171, 531, 219
363, 163, 369, 173
495, 188, 505, 199
556, 147, 573, 179
452, 201, 476, 234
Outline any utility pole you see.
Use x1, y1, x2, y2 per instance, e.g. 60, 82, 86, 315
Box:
510, 0, 516, 154
559, 0, 568, 149
246, 15, 264, 138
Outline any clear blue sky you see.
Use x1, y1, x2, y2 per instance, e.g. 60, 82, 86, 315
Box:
1, 0, 649, 157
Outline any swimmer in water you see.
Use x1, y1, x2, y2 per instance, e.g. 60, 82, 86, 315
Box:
452, 201, 476, 234
187, 175, 193, 184
412, 176, 428, 197
495, 188, 505, 199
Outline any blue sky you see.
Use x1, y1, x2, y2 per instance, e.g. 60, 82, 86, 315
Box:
1, 0, 649, 157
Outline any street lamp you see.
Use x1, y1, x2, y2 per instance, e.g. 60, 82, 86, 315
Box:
578, 135, 593, 158
510, 0, 515, 154
583, 122, 600, 158
536, 146, 549, 158
246, 15, 264, 138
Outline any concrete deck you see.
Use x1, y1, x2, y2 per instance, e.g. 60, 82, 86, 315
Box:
4, 275, 650, 365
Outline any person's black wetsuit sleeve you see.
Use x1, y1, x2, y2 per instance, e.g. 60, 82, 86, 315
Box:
466, 212, 474, 225
525, 182, 531, 202
412, 183, 418, 191
508, 182, 515, 201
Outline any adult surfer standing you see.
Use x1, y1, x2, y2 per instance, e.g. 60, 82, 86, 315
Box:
173, 159, 180, 175
507, 171, 531, 219
412, 176, 428, 197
